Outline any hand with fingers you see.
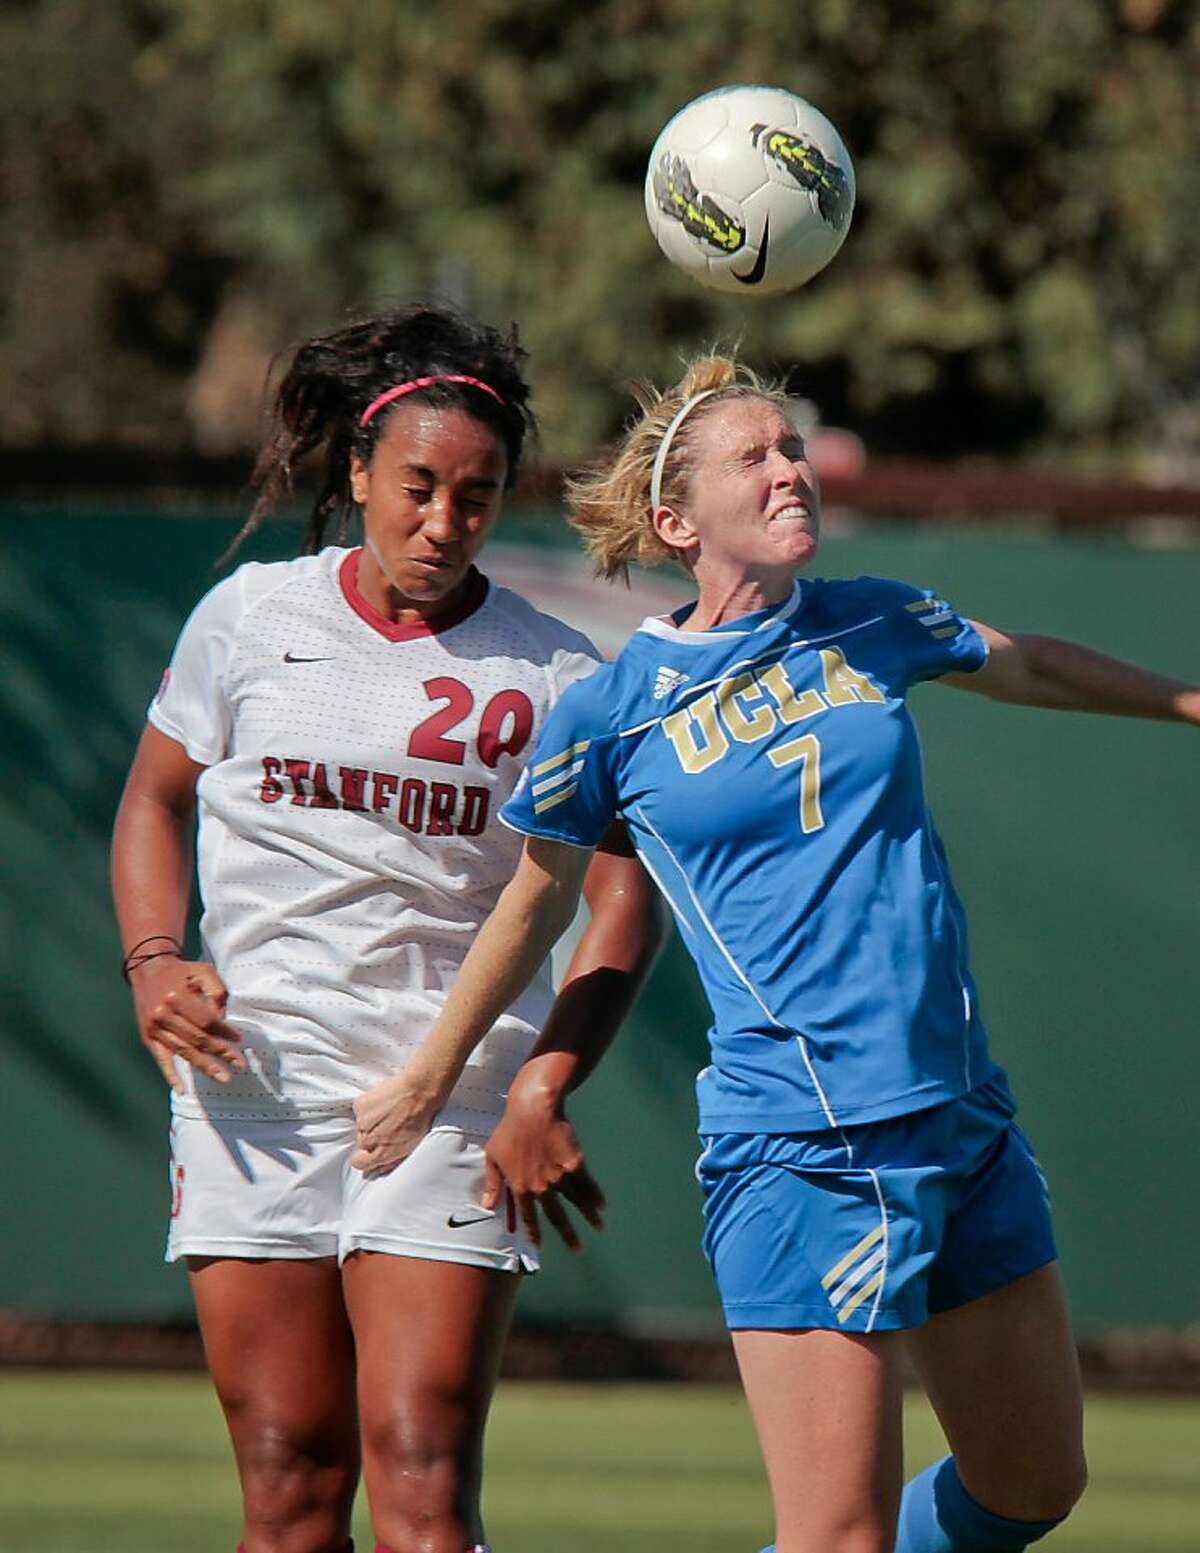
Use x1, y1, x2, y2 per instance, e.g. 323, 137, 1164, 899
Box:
482, 1083, 606, 1252
350, 1066, 446, 1173
127, 955, 245, 1090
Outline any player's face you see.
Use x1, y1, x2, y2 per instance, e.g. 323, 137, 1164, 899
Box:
674, 398, 820, 578
351, 404, 508, 618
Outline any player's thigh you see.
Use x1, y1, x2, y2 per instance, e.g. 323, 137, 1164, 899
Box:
343, 1250, 519, 1437
905, 1261, 1085, 1520
175, 1112, 360, 1464
342, 1248, 518, 1543
340, 1131, 526, 1508
189, 1256, 359, 1469
734, 1327, 905, 1553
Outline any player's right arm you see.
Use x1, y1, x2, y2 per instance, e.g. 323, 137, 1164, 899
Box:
112, 572, 253, 1090
350, 835, 594, 1171
111, 725, 246, 1090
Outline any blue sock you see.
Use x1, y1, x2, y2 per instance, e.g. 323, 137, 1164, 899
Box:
895, 1456, 1064, 1551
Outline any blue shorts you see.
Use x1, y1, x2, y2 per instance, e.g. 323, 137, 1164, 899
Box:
698, 1074, 1056, 1334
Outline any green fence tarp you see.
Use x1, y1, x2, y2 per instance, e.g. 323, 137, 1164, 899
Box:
2, 509, 1197, 1332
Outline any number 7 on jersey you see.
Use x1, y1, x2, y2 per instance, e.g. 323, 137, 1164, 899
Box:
768, 732, 825, 833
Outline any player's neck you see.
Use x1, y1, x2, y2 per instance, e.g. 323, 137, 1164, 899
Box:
685, 564, 796, 631
356, 547, 476, 627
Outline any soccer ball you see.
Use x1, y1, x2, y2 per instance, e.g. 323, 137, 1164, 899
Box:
644, 85, 855, 296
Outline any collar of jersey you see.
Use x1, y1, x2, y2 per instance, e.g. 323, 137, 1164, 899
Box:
637, 578, 806, 644
338, 548, 489, 642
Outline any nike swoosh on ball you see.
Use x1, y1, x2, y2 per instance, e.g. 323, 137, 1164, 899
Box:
733, 218, 770, 286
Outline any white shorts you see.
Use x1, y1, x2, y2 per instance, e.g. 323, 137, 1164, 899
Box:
165, 1114, 538, 1274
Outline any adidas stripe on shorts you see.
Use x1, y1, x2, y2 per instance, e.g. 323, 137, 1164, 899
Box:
698, 1073, 1056, 1332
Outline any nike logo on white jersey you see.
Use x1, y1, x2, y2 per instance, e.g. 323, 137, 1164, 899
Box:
283, 651, 335, 663
447, 1207, 495, 1228
653, 666, 690, 700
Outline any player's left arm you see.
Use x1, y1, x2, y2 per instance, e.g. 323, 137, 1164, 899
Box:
482, 823, 667, 1250
538, 823, 666, 1093
942, 622, 1200, 724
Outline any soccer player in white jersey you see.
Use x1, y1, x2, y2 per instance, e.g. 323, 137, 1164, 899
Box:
351, 355, 1200, 1553
111, 305, 662, 1553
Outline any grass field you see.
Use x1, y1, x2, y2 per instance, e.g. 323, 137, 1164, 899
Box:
2, 1375, 1198, 1552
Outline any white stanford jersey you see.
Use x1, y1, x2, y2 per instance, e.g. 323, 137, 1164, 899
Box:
149, 546, 599, 1127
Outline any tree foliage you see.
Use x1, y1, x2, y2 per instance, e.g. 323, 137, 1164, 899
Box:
3, 0, 1198, 466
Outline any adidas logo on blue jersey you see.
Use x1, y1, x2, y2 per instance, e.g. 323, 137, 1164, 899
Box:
653, 666, 690, 700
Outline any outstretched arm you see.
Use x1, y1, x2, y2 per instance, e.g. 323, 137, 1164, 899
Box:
350, 834, 594, 1171
481, 824, 666, 1249
944, 623, 1200, 723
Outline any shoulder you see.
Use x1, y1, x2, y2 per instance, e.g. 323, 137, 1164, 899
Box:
550, 656, 619, 718
482, 580, 601, 664
802, 576, 967, 643
807, 575, 985, 681
479, 580, 602, 696
237, 550, 345, 612
805, 575, 933, 623
534, 657, 620, 745
187, 553, 333, 628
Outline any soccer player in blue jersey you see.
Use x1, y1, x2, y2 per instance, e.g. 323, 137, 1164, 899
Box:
351, 355, 1200, 1553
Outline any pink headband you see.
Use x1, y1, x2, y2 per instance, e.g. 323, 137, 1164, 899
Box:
359, 374, 505, 428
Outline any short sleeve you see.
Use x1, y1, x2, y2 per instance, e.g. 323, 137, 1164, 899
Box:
500, 668, 619, 850
892, 585, 988, 685
147, 572, 243, 765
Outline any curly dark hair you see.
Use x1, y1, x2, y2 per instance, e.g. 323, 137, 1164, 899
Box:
230, 303, 535, 557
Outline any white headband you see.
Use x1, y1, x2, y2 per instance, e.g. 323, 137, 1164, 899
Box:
649, 389, 717, 512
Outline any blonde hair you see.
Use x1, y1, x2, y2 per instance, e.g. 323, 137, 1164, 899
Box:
567, 355, 791, 580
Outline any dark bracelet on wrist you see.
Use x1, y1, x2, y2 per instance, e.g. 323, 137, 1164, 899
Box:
121, 936, 183, 983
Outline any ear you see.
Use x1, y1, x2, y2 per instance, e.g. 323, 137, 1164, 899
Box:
349, 452, 369, 506
651, 503, 699, 557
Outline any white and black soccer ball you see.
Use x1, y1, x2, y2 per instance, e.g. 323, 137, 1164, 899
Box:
644, 85, 855, 296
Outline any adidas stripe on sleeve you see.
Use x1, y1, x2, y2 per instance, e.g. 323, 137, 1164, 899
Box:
892, 584, 988, 684
500, 666, 619, 850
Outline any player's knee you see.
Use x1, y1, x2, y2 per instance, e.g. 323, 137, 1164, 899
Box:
361, 1401, 476, 1539
234, 1416, 357, 1551
967, 1445, 1088, 1530
1033, 1447, 1088, 1522
778, 1510, 893, 1553
1009, 1439, 1088, 1524
807, 1524, 893, 1553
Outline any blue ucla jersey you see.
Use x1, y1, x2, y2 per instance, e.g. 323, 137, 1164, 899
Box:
501, 576, 998, 1134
